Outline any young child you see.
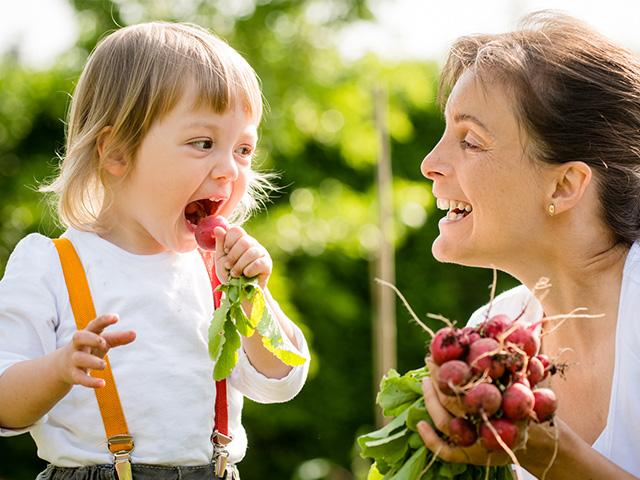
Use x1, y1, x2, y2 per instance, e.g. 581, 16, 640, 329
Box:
0, 22, 309, 479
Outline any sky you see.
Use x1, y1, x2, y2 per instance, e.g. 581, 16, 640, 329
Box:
2, 0, 640, 68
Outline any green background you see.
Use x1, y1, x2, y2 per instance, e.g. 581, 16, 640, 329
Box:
0, 1, 517, 478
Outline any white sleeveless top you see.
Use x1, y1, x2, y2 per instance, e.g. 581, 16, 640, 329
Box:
467, 242, 640, 478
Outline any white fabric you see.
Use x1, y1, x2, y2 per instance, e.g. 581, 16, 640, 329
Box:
467, 242, 640, 479
0, 229, 309, 467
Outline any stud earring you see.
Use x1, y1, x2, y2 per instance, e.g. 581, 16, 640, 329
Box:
548, 203, 556, 216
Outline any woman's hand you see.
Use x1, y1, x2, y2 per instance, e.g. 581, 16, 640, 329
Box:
214, 225, 272, 288
56, 314, 136, 389
417, 376, 513, 466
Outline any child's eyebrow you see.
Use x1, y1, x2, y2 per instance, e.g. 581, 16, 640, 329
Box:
182, 120, 221, 131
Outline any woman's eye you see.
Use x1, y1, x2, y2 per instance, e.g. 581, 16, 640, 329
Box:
191, 139, 213, 150
460, 139, 481, 151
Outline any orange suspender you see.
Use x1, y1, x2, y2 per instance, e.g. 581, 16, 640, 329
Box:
52, 238, 133, 480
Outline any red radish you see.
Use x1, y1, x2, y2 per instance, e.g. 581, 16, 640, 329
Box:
480, 418, 518, 451
512, 373, 530, 389
505, 324, 541, 357
430, 327, 466, 366
449, 417, 478, 447
463, 382, 502, 416
437, 360, 471, 396
481, 314, 512, 339
536, 354, 552, 380
527, 356, 545, 387
533, 388, 558, 422
504, 349, 525, 374
195, 215, 229, 251
459, 327, 482, 347
467, 338, 504, 379
501, 383, 535, 421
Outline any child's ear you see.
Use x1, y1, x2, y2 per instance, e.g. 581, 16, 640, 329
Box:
548, 161, 592, 214
97, 126, 127, 177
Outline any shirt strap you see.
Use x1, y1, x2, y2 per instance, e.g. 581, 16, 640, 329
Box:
52, 238, 134, 460
198, 250, 230, 440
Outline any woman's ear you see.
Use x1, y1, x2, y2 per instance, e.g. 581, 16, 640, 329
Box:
97, 126, 127, 177
549, 161, 592, 214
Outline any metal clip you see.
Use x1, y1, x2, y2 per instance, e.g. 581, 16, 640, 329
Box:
214, 447, 229, 478
212, 430, 232, 479
114, 451, 133, 480
109, 435, 134, 480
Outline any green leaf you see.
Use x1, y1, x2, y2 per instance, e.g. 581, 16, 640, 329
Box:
207, 274, 306, 381
406, 399, 432, 432
208, 296, 230, 361
213, 319, 242, 381
358, 408, 410, 452
254, 287, 306, 366
232, 303, 255, 337
368, 463, 385, 480
389, 446, 426, 480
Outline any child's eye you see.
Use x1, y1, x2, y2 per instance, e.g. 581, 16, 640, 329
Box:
191, 139, 214, 150
234, 145, 254, 161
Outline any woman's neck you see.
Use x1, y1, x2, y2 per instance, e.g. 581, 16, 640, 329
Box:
514, 239, 629, 319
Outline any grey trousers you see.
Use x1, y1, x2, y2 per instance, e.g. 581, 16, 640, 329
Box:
36, 463, 239, 480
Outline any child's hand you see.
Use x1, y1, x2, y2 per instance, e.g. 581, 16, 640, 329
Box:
57, 314, 136, 389
214, 225, 272, 288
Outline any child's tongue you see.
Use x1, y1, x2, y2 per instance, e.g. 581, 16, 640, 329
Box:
194, 215, 229, 251
185, 201, 207, 226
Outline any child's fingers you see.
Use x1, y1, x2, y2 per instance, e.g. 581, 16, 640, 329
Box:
71, 367, 106, 389
71, 351, 107, 371
72, 330, 107, 353
85, 314, 119, 335
229, 246, 269, 277
221, 226, 247, 258
213, 226, 228, 262
238, 255, 272, 281
101, 330, 136, 349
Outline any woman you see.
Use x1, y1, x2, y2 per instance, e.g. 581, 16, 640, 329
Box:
417, 11, 640, 480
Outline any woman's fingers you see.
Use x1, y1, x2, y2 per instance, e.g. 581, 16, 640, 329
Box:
417, 420, 463, 463
422, 377, 454, 436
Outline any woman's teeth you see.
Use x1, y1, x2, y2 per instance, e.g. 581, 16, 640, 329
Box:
436, 198, 473, 221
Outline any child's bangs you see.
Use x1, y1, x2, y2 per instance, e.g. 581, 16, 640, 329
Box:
187, 59, 263, 122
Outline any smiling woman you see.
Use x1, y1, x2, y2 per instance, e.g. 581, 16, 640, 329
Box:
417, 10, 640, 480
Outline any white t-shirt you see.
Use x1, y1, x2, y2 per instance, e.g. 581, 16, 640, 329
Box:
0, 228, 309, 467
467, 242, 640, 479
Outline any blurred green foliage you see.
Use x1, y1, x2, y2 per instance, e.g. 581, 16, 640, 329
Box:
0, 1, 518, 479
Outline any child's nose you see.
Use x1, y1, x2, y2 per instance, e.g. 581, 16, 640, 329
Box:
211, 152, 239, 182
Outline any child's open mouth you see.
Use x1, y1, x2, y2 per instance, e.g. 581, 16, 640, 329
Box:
184, 199, 223, 228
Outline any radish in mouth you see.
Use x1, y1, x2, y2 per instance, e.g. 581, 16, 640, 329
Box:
184, 198, 227, 250
194, 215, 229, 251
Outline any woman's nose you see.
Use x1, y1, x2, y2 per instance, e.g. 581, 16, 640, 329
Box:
421, 139, 449, 181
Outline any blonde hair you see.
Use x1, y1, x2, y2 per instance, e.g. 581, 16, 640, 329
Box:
42, 21, 271, 232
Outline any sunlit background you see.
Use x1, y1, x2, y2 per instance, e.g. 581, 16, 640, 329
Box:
0, 1, 637, 479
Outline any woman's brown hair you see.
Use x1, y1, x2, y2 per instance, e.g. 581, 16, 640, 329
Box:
440, 10, 640, 245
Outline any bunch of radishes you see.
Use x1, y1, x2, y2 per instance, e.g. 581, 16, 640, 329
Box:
430, 314, 558, 453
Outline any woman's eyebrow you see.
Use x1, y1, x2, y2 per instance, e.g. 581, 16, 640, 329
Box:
453, 112, 493, 136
